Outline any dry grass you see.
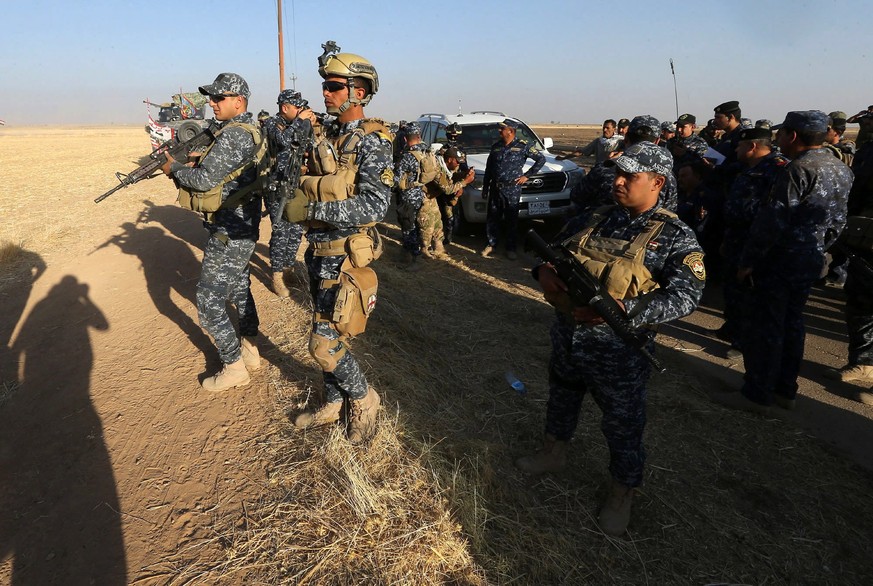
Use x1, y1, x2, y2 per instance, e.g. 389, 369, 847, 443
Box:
4, 125, 873, 585
196, 224, 873, 584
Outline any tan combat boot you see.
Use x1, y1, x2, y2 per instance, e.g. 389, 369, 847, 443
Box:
272, 271, 290, 298
347, 387, 381, 444
826, 364, 873, 382
433, 240, 446, 256
240, 336, 261, 371
514, 434, 568, 475
420, 247, 435, 259
201, 359, 250, 392
598, 479, 634, 537
292, 400, 343, 429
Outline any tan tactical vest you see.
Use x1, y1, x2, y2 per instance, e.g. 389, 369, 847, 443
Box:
299, 118, 393, 204
565, 206, 677, 300
398, 148, 440, 196
177, 121, 268, 217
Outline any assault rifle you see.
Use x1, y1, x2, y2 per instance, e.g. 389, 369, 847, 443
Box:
526, 229, 666, 372
269, 115, 317, 221
95, 120, 219, 203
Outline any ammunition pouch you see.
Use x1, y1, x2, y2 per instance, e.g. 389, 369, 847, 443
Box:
331, 265, 378, 337
566, 206, 673, 300
309, 226, 382, 268
298, 168, 358, 202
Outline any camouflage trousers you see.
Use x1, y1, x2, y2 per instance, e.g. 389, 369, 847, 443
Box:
845, 254, 873, 366
545, 317, 653, 487
305, 250, 369, 401
397, 198, 422, 255
437, 194, 459, 243
197, 234, 259, 364
417, 197, 443, 252
266, 193, 305, 272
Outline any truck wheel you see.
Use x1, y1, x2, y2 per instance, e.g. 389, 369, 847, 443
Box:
176, 121, 201, 143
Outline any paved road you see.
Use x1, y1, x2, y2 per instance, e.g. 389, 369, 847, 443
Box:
657, 277, 873, 471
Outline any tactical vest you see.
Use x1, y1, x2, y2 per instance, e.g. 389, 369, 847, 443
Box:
565, 206, 677, 300
299, 118, 393, 205
398, 148, 440, 195
177, 121, 268, 218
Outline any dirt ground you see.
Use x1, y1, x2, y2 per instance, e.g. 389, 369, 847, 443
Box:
2, 125, 873, 585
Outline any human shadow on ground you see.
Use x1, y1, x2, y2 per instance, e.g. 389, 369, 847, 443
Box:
0, 246, 45, 394
0, 276, 126, 584
95, 208, 213, 358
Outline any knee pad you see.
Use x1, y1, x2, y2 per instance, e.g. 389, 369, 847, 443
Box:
308, 332, 347, 372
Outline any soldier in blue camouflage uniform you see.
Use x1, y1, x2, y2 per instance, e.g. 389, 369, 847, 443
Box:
570, 115, 679, 214
718, 127, 790, 357
262, 89, 318, 297
516, 142, 705, 537
481, 119, 546, 259
394, 122, 433, 269
826, 137, 873, 384
283, 46, 392, 443
161, 73, 263, 391
667, 113, 709, 170
718, 111, 853, 414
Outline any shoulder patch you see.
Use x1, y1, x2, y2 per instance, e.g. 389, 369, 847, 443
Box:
683, 252, 706, 281
380, 167, 394, 186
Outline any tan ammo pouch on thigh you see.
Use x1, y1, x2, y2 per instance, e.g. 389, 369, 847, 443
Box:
332, 266, 378, 337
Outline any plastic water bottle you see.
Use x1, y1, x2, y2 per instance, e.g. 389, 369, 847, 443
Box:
504, 371, 526, 395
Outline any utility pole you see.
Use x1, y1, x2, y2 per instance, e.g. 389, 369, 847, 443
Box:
278, 0, 286, 91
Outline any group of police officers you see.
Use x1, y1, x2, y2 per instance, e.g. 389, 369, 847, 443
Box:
157, 44, 872, 537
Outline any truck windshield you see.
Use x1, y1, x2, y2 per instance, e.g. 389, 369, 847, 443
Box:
434, 123, 544, 154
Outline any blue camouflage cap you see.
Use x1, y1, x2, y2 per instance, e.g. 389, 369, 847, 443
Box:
498, 119, 519, 130
660, 121, 676, 133
199, 72, 250, 99
755, 119, 772, 129
628, 115, 660, 138
771, 110, 829, 133
608, 141, 673, 177
740, 118, 754, 129
401, 121, 421, 136
277, 89, 308, 108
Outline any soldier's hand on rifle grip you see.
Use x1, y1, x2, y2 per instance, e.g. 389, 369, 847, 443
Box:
160, 152, 176, 176
536, 263, 568, 296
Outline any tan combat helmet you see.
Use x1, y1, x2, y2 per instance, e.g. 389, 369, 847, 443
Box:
317, 40, 378, 114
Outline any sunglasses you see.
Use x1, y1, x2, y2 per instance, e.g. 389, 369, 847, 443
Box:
321, 80, 347, 93
209, 93, 240, 102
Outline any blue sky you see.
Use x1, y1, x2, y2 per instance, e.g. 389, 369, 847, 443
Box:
1, 0, 869, 127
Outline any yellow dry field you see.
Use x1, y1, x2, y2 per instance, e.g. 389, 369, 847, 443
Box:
1, 125, 873, 585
